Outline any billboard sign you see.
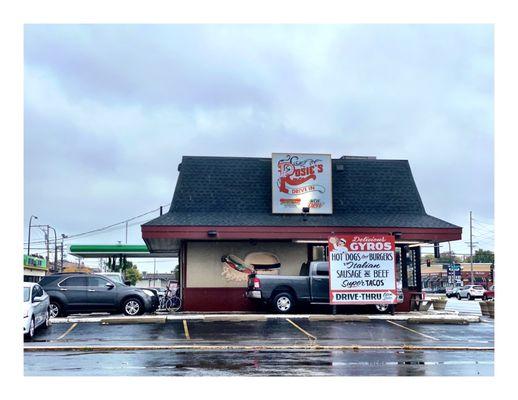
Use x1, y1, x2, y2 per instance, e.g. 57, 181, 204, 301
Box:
328, 235, 397, 305
272, 153, 332, 214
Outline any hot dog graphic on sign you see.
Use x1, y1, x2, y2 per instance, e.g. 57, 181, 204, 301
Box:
328, 235, 397, 305
272, 153, 332, 214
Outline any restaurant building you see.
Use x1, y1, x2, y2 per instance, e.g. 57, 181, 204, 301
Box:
141, 154, 462, 312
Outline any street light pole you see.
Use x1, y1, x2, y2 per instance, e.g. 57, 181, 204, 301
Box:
27, 215, 38, 255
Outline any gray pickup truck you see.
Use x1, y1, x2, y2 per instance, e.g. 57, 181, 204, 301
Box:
246, 261, 403, 313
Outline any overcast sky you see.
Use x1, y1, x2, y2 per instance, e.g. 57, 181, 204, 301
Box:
24, 24, 493, 272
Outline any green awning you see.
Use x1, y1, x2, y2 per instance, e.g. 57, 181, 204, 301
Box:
68, 244, 177, 258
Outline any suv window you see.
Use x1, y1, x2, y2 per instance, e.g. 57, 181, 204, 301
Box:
474, 285, 484, 290
39, 275, 63, 287
60, 276, 87, 287
87, 276, 111, 287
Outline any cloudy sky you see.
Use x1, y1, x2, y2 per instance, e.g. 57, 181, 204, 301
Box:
24, 24, 493, 271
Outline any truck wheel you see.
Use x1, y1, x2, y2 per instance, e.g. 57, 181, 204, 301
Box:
374, 304, 390, 314
272, 293, 295, 313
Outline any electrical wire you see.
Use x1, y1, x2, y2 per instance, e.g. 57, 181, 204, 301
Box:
25, 203, 170, 246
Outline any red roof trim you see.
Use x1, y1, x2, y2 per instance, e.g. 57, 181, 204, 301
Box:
142, 225, 462, 242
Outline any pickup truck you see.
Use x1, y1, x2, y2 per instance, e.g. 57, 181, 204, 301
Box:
246, 261, 404, 313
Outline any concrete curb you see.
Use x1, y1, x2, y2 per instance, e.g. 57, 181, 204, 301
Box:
24, 344, 494, 352
100, 316, 167, 324
50, 312, 480, 325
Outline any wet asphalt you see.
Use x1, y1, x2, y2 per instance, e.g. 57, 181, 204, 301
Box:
24, 317, 494, 376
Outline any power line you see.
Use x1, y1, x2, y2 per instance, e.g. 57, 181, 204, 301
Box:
472, 215, 494, 224
472, 224, 494, 233
25, 203, 170, 246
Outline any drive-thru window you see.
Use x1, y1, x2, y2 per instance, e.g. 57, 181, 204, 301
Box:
141, 154, 462, 312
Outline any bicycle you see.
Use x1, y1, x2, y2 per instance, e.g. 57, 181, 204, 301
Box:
158, 286, 182, 312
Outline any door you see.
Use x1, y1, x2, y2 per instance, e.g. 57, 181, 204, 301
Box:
31, 284, 46, 327
310, 262, 330, 302
86, 276, 117, 310
58, 276, 89, 310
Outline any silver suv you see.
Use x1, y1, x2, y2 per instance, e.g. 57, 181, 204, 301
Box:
456, 285, 485, 300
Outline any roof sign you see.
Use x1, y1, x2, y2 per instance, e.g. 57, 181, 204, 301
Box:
272, 153, 332, 214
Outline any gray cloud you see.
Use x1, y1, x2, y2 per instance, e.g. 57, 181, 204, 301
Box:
24, 24, 493, 269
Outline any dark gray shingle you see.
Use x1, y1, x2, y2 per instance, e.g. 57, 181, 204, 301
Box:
143, 156, 458, 229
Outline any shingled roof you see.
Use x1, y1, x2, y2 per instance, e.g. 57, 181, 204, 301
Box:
143, 156, 458, 229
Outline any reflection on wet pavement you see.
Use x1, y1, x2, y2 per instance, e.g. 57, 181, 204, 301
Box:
24, 318, 494, 376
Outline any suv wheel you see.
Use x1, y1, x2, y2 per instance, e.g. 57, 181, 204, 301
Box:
123, 298, 143, 316
272, 292, 294, 313
456, 293, 462, 300
49, 301, 64, 318
467, 293, 473, 300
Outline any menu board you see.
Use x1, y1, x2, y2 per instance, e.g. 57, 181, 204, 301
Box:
328, 235, 397, 304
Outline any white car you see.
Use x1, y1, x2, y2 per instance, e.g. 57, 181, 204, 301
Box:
23, 282, 51, 339
456, 285, 486, 300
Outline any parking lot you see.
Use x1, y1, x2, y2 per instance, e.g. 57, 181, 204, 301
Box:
24, 315, 494, 376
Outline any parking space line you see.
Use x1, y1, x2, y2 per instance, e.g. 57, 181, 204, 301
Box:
286, 318, 317, 342
56, 323, 78, 340
385, 320, 439, 341
183, 320, 191, 340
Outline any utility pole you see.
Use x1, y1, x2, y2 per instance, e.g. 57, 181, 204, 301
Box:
470, 211, 474, 285
125, 221, 128, 244
60, 234, 67, 272
47, 225, 58, 273
44, 226, 50, 270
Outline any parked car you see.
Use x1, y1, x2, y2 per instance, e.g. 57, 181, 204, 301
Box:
456, 285, 486, 300
446, 286, 462, 298
137, 286, 166, 298
23, 282, 50, 339
245, 261, 404, 313
482, 285, 495, 300
39, 273, 159, 317
95, 272, 129, 285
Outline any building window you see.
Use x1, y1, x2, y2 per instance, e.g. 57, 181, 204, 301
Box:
310, 245, 328, 262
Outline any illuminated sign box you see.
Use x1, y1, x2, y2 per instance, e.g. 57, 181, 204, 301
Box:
272, 153, 332, 214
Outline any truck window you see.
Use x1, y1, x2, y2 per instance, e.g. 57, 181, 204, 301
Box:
299, 262, 309, 276
316, 264, 329, 276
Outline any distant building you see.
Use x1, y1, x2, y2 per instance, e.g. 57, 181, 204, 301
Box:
136, 272, 176, 288
421, 263, 494, 289
23, 255, 47, 282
